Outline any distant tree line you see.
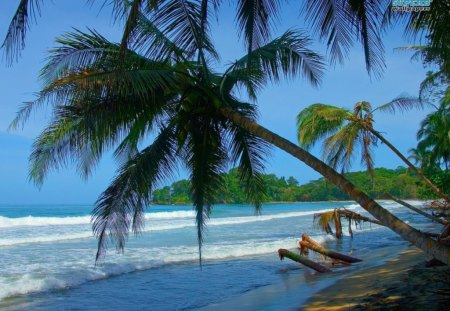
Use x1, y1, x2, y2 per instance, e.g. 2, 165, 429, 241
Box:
151, 167, 449, 204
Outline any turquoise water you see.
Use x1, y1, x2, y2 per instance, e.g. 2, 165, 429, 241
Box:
0, 201, 431, 310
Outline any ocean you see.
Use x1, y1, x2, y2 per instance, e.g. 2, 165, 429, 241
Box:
0, 201, 434, 310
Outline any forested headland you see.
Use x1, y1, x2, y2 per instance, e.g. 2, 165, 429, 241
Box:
151, 167, 449, 204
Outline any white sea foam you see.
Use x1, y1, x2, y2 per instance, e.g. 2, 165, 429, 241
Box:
0, 230, 351, 301
0, 207, 352, 231
0, 232, 94, 246
342, 203, 360, 209
144, 210, 195, 219
1, 207, 358, 246
0, 236, 300, 300
0, 215, 92, 228
0, 211, 195, 228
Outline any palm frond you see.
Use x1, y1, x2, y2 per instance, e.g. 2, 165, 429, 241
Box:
1, 0, 43, 65
219, 66, 265, 101
301, 0, 353, 65
348, 0, 386, 78
374, 96, 424, 114
313, 210, 335, 235
39, 29, 121, 85
419, 71, 447, 102
129, 12, 187, 61
27, 89, 166, 184
227, 101, 270, 212
152, 0, 219, 62
416, 101, 450, 168
296, 103, 349, 149
314, 208, 381, 238
360, 129, 376, 176
235, 0, 281, 54
226, 29, 325, 93
323, 122, 361, 172
93, 125, 178, 261
10, 59, 175, 131
402, 0, 450, 65
394, 45, 429, 62
181, 111, 227, 266
302, 0, 388, 77
28, 107, 82, 186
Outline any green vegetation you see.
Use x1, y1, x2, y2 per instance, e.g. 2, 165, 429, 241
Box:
152, 166, 446, 204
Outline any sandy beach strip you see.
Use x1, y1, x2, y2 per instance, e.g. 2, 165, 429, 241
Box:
301, 248, 450, 310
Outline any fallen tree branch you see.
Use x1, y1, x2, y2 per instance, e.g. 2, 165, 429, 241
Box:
278, 249, 331, 273
300, 234, 362, 263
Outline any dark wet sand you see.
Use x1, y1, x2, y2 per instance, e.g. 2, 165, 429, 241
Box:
302, 248, 450, 310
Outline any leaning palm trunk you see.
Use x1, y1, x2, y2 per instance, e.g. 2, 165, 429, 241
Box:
385, 193, 448, 226
221, 107, 450, 264
369, 128, 450, 203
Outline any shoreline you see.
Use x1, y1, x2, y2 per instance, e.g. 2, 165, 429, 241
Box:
301, 248, 450, 310
148, 199, 428, 206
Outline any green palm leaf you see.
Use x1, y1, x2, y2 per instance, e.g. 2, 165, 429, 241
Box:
128, 12, 187, 61
374, 96, 424, 114
152, 0, 219, 62
297, 103, 349, 149
301, 0, 353, 65
180, 111, 228, 265
236, 0, 281, 54
1, 0, 44, 64
93, 124, 178, 261
227, 100, 270, 212
225, 29, 325, 96
323, 122, 361, 172
302, 0, 388, 77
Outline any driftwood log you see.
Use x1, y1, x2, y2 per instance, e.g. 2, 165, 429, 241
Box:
278, 249, 331, 273
299, 234, 362, 263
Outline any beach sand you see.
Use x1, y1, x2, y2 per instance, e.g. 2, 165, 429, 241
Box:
301, 248, 450, 310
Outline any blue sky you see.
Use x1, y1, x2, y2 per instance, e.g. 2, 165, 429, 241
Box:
0, 2, 432, 204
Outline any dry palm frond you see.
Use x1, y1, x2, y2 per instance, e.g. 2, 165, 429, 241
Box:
313, 210, 335, 235
314, 208, 382, 238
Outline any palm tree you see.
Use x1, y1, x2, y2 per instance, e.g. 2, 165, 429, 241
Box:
8, 1, 450, 263
386, 0, 450, 78
416, 99, 450, 171
408, 147, 436, 171
296, 100, 450, 202
10, 5, 325, 263
3, 0, 390, 77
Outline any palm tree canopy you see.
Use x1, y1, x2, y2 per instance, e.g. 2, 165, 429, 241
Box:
4, 0, 394, 77
416, 98, 450, 169
10, 1, 325, 264
386, 0, 450, 75
296, 97, 421, 174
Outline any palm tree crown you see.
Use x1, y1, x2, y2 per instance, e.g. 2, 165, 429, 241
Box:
10, 1, 325, 263
297, 98, 450, 201
296, 98, 419, 175
416, 98, 450, 170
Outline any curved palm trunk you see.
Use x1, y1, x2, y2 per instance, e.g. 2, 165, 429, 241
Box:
221, 107, 450, 264
385, 193, 448, 226
370, 129, 450, 202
